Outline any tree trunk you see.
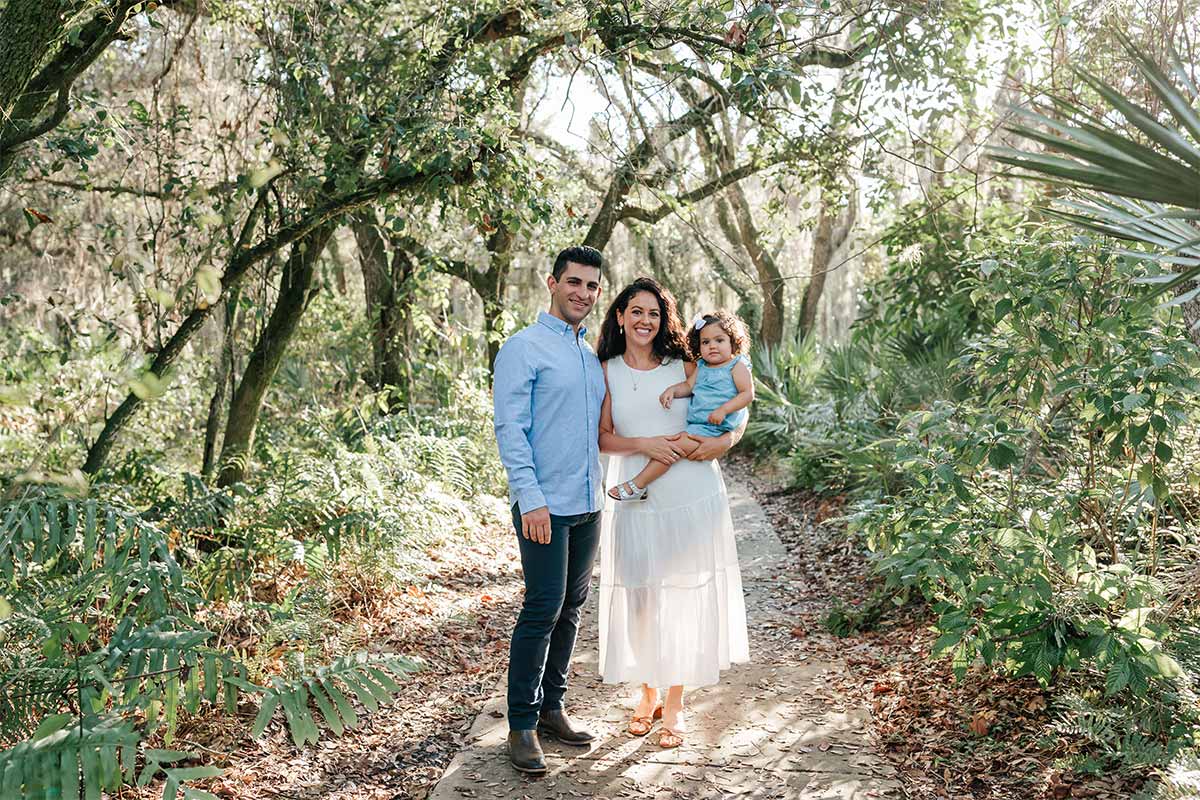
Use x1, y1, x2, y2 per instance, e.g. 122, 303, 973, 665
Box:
482, 272, 508, 375
0, 1, 166, 183
201, 289, 240, 480
81, 157, 479, 476
351, 211, 411, 392
1178, 284, 1200, 348
216, 223, 335, 486
693, 117, 785, 349
697, 236, 759, 322
480, 227, 514, 374
799, 187, 857, 340
0, 0, 70, 121
723, 180, 784, 349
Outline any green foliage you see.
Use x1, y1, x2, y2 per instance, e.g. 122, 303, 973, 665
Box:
821, 586, 900, 637
992, 33, 1200, 299
855, 187, 986, 351
0, 379, 499, 799
844, 238, 1200, 773
758, 217, 1200, 778
243, 654, 419, 747
744, 334, 822, 452
0, 489, 239, 798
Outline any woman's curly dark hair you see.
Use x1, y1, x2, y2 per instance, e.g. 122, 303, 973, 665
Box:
596, 277, 691, 363
688, 309, 750, 359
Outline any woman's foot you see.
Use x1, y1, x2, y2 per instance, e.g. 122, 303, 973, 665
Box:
659, 691, 685, 748
628, 687, 661, 736
608, 480, 648, 502
658, 726, 684, 748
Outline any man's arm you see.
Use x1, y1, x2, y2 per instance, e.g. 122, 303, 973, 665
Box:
493, 338, 550, 542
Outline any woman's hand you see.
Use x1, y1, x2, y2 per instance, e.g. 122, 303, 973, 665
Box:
640, 434, 689, 465
687, 434, 732, 461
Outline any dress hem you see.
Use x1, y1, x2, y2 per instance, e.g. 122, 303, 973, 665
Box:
599, 655, 751, 688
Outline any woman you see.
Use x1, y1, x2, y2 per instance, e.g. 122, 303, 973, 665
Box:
596, 277, 750, 749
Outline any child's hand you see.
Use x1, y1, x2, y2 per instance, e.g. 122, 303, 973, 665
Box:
708, 410, 726, 425
659, 388, 674, 409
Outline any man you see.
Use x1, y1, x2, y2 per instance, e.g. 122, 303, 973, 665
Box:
492, 245, 606, 775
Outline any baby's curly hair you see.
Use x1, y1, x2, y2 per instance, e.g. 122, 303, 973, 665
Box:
687, 309, 750, 359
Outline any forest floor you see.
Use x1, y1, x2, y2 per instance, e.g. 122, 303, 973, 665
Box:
137, 502, 529, 800
147, 456, 1144, 800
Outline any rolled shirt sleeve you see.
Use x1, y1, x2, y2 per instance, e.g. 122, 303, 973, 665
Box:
492, 337, 547, 514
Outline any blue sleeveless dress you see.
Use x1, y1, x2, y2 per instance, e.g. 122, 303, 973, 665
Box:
685, 355, 750, 438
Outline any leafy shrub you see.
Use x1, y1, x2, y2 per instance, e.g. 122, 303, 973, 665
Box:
744, 334, 822, 453
845, 239, 1200, 774
0, 486, 421, 799
0, 359, 505, 798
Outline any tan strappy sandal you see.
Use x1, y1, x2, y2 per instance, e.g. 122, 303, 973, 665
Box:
658, 725, 684, 748
658, 710, 685, 748
628, 704, 663, 736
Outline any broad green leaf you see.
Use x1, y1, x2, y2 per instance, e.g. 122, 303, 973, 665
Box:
31, 713, 73, 742
308, 681, 344, 736
250, 694, 280, 739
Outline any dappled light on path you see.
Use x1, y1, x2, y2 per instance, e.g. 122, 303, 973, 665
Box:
427, 478, 899, 799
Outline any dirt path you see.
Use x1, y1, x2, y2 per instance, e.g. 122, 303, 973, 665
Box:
426, 476, 900, 799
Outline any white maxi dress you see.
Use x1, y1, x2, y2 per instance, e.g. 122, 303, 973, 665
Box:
599, 355, 750, 688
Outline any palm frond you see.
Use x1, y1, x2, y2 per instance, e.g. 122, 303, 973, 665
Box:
988, 33, 1200, 296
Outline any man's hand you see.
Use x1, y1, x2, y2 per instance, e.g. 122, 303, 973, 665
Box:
659, 387, 675, 409
708, 409, 727, 425
521, 506, 552, 545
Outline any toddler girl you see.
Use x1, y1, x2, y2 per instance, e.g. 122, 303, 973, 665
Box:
608, 310, 754, 501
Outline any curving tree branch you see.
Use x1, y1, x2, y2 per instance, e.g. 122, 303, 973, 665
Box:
81, 150, 494, 475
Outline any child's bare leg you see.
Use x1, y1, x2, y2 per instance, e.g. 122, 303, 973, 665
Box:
609, 436, 704, 500
674, 434, 703, 456
632, 435, 702, 486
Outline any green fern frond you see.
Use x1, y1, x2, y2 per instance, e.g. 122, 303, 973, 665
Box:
251, 654, 420, 747
0, 714, 223, 800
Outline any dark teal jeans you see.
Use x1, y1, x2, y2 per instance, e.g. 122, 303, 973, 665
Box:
506, 504, 601, 731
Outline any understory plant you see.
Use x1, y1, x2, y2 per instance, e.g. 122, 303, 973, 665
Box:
0, 377, 504, 799
846, 238, 1200, 776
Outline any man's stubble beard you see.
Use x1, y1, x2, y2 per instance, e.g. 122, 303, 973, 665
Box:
554, 295, 592, 327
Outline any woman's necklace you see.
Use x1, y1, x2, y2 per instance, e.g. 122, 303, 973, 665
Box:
623, 351, 659, 391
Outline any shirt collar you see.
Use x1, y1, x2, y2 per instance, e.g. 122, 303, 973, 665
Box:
538, 311, 586, 338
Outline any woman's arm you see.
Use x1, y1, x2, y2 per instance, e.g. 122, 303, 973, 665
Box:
687, 411, 749, 461
600, 363, 688, 463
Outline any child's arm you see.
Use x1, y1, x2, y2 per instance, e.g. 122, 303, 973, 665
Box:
658, 368, 699, 409
707, 360, 755, 424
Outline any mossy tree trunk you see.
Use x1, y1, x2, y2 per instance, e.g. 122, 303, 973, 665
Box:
0, 0, 71, 121
0, 1, 175, 183
216, 223, 336, 487
799, 187, 857, 341
351, 210, 416, 395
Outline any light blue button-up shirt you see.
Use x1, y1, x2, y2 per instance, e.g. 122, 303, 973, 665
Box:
493, 311, 607, 516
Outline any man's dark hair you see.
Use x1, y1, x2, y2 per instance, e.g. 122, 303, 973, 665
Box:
551, 245, 603, 280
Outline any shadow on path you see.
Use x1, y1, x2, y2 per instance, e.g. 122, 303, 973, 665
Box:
427, 478, 900, 799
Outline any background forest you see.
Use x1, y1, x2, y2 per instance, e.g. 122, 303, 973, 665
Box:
2, 0, 1200, 798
